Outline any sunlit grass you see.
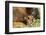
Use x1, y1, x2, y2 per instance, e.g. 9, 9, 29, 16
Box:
13, 19, 40, 28
32, 19, 40, 27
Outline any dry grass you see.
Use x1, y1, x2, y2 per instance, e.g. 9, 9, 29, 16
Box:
13, 22, 26, 28
13, 19, 40, 28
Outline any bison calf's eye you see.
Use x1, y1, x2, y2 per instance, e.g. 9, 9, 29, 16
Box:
26, 16, 33, 27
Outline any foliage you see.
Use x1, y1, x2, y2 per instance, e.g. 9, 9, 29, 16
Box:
32, 19, 40, 27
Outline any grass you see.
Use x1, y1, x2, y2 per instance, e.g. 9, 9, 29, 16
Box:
13, 19, 40, 28
32, 19, 40, 27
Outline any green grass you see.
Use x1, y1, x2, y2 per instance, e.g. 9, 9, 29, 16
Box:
13, 19, 40, 28
32, 19, 40, 27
